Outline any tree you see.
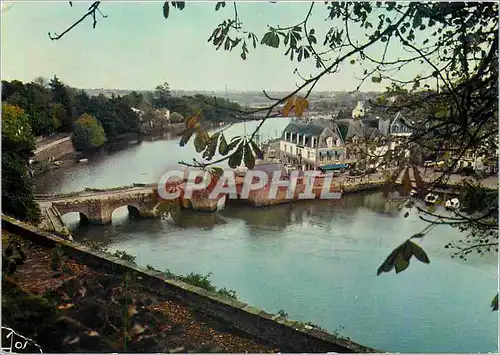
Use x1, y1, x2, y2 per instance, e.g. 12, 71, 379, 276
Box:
169, 112, 184, 123
47, 1, 498, 309
1, 104, 41, 223
49, 75, 74, 132
153, 81, 172, 109
72, 114, 107, 152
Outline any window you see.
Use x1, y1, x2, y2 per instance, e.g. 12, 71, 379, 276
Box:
326, 137, 334, 148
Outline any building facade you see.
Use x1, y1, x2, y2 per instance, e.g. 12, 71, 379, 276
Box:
279, 122, 346, 170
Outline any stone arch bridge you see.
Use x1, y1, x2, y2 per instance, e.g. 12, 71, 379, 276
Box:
35, 183, 224, 226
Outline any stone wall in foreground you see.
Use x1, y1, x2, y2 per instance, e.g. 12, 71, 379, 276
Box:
2, 215, 379, 353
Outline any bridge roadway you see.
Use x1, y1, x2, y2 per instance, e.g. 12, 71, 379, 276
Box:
34, 183, 158, 202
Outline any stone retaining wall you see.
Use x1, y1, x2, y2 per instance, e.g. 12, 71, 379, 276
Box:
34, 137, 75, 163
2, 215, 378, 353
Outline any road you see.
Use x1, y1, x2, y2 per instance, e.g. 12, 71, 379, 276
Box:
34, 184, 158, 202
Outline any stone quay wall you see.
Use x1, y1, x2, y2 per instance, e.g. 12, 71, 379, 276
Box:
34, 136, 75, 163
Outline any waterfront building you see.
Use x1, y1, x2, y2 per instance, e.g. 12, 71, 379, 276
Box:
279, 121, 346, 170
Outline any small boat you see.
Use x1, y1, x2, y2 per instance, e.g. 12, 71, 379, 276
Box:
424, 193, 439, 205
445, 198, 460, 210
78, 158, 89, 163
53, 160, 63, 166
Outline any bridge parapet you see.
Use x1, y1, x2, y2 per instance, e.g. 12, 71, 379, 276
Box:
34, 183, 157, 200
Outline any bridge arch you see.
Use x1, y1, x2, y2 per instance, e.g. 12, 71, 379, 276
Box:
110, 204, 143, 224
60, 211, 90, 227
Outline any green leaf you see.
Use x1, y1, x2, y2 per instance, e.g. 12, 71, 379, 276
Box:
227, 137, 243, 151
228, 142, 244, 168
203, 133, 219, 160
218, 133, 229, 155
261, 31, 280, 48
215, 1, 225, 11
410, 241, 430, 264
194, 127, 209, 153
171, 2, 185, 10
491, 294, 499, 311
210, 167, 224, 179
249, 139, 263, 159
377, 246, 400, 275
395, 254, 410, 274
243, 143, 255, 169
163, 1, 170, 18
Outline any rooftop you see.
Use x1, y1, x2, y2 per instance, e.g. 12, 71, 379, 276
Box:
282, 122, 326, 137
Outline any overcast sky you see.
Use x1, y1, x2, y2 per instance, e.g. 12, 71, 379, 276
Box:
1, 1, 427, 92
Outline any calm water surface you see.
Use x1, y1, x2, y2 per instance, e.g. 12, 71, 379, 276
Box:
35, 119, 499, 353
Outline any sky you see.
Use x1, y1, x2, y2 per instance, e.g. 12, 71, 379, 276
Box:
1, 1, 427, 92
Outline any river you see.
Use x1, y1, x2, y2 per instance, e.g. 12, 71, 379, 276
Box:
34, 119, 499, 353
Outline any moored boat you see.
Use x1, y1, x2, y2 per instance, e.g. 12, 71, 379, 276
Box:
445, 198, 460, 210
424, 193, 439, 205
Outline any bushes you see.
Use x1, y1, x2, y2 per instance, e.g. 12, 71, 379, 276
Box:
146, 265, 238, 300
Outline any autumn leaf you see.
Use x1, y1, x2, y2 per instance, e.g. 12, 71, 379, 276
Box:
185, 111, 202, 129
179, 126, 197, 147
282, 98, 294, 117
282, 96, 309, 117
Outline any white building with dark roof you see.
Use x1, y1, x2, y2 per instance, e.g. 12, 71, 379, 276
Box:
279, 121, 347, 170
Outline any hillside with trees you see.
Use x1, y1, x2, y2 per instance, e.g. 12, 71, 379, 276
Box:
0, 76, 244, 224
